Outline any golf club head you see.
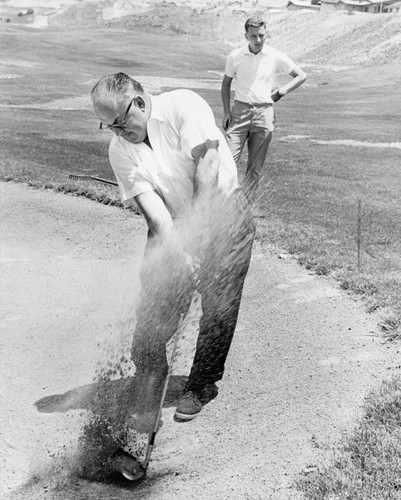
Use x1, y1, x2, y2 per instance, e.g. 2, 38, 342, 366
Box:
109, 449, 146, 482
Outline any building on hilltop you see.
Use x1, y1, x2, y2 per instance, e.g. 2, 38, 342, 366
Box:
320, 0, 401, 11
287, 0, 320, 10
253, 0, 288, 6
320, 0, 367, 12
383, 0, 401, 11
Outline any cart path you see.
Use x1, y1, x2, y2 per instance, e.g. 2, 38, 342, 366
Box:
1, 182, 399, 500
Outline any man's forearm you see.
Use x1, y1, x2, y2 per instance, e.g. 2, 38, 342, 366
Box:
279, 71, 307, 96
189, 141, 222, 257
221, 83, 232, 114
192, 140, 220, 201
134, 190, 175, 245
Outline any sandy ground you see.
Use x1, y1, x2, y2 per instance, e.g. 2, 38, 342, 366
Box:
1, 181, 400, 500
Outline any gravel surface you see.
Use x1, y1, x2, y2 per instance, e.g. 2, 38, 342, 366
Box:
1, 182, 399, 500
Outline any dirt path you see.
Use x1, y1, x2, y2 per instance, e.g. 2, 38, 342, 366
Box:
1, 182, 399, 500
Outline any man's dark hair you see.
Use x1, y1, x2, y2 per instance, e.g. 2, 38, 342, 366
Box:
244, 17, 266, 32
91, 72, 144, 101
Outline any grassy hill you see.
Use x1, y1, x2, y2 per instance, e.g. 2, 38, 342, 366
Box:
2, 0, 401, 69
58, 5, 401, 68
266, 10, 401, 68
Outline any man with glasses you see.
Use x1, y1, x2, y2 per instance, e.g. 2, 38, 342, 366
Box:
91, 73, 254, 436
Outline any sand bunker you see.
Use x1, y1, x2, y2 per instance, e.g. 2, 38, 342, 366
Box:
312, 139, 401, 150
0, 74, 21, 79
135, 76, 220, 93
279, 135, 401, 150
0, 59, 42, 68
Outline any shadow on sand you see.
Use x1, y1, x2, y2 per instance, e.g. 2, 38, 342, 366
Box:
34, 375, 188, 416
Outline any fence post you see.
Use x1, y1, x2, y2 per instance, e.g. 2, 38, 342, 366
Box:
357, 199, 362, 270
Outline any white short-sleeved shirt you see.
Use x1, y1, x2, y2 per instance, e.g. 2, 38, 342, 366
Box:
109, 89, 238, 219
225, 44, 296, 104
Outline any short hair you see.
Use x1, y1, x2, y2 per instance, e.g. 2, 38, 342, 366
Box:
91, 72, 144, 103
244, 17, 266, 32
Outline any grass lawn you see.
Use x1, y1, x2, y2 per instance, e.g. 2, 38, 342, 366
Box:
256, 139, 401, 329
254, 64, 401, 335
297, 374, 401, 499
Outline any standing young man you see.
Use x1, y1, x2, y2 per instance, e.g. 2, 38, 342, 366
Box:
221, 16, 307, 202
91, 73, 255, 427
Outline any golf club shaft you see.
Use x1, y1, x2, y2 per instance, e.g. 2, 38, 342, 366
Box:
143, 314, 184, 471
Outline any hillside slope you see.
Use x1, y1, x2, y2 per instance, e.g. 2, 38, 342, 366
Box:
266, 10, 401, 68
2, 0, 401, 68
48, 2, 401, 68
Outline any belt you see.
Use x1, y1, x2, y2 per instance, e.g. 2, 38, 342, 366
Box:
235, 100, 272, 108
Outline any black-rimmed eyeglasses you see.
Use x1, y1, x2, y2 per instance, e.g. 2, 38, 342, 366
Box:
99, 97, 135, 132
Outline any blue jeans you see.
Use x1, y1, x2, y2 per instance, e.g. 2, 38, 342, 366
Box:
226, 100, 274, 202
131, 190, 255, 392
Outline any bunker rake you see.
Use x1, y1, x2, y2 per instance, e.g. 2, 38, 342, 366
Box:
68, 174, 118, 186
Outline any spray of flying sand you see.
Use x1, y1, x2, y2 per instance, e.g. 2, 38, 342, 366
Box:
73, 195, 235, 481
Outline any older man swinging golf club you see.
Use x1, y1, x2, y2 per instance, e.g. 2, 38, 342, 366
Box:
90, 72, 255, 476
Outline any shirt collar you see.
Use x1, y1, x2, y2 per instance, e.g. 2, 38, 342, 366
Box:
149, 94, 164, 122
243, 43, 270, 56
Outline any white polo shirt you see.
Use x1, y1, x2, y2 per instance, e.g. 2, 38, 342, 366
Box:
225, 44, 296, 104
108, 89, 238, 219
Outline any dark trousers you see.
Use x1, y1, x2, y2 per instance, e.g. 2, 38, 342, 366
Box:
131, 190, 255, 392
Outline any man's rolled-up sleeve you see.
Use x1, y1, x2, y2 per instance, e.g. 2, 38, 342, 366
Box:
277, 52, 297, 75
224, 52, 235, 79
109, 138, 153, 202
